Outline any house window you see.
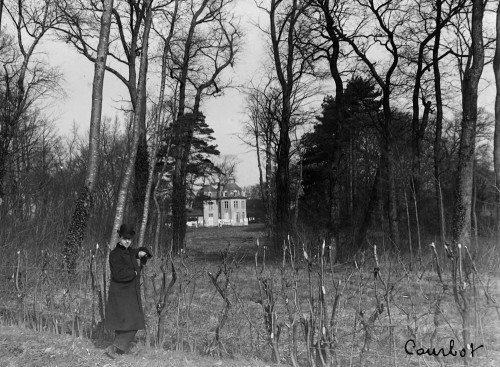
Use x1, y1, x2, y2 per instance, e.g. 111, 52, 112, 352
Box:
241, 201, 245, 209
209, 202, 214, 210
209, 213, 213, 218
233, 201, 238, 209
224, 201, 229, 209
207, 192, 212, 197
223, 191, 227, 197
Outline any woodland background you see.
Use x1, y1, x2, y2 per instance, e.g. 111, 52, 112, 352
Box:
1, 0, 500, 366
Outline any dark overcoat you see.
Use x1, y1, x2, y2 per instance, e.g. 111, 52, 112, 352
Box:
104, 244, 151, 331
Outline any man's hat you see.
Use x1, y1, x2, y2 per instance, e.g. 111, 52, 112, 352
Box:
117, 224, 136, 239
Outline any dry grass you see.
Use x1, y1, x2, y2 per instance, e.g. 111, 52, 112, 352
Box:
1, 224, 499, 367
0, 325, 283, 367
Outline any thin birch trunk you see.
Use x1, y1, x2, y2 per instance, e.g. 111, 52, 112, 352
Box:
138, 129, 159, 249
63, 0, 114, 271
137, 13, 173, 248
109, 0, 153, 249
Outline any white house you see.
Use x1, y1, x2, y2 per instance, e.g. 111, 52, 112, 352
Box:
199, 177, 248, 227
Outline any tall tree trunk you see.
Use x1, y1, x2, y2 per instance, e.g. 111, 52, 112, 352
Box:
452, 0, 484, 248
138, 107, 161, 249
386, 143, 400, 246
353, 166, 380, 253
255, 124, 265, 206
451, 2, 484, 364
109, 0, 153, 250
411, 44, 429, 199
494, 0, 500, 236
170, 1, 197, 254
321, 0, 345, 260
293, 149, 303, 228
254, 121, 273, 236
122, 0, 149, 225
139, 28, 172, 250
172, 89, 202, 253
134, 117, 149, 223
134, 26, 150, 222
382, 96, 400, 247
265, 135, 274, 239
270, 0, 299, 252
275, 116, 291, 252
171, 113, 193, 253
409, 0, 465, 199
63, 0, 114, 272
433, 0, 446, 245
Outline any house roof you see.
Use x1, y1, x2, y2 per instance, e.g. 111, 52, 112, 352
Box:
223, 182, 241, 192
197, 178, 247, 199
222, 177, 242, 194
200, 185, 218, 195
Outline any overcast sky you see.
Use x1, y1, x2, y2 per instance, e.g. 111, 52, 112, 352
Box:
44, 0, 266, 188
39, 1, 497, 188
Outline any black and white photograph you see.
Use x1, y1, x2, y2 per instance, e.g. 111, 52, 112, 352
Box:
0, 0, 499, 366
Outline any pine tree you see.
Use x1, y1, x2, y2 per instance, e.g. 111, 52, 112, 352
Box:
301, 77, 381, 259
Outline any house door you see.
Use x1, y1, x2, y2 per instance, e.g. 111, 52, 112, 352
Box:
208, 213, 213, 225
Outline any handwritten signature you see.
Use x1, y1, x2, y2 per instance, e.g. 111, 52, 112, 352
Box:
405, 339, 483, 358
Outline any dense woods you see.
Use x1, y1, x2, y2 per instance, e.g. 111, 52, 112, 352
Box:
0, 0, 497, 261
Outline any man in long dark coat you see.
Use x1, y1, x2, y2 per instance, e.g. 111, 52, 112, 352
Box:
104, 224, 152, 359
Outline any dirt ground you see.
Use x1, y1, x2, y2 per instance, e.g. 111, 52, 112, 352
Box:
0, 325, 285, 367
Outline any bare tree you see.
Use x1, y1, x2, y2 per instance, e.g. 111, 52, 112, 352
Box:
242, 68, 312, 243
451, 0, 485, 248
58, 0, 174, 224
403, 0, 465, 198
167, 0, 240, 253
242, 80, 280, 238
0, 0, 61, 207
60, 0, 115, 270
257, 0, 314, 252
108, 0, 154, 249
433, 0, 447, 246
450, 2, 486, 363
137, 0, 179, 251
211, 155, 239, 186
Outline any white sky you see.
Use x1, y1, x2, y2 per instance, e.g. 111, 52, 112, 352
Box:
45, 0, 266, 188
32, 1, 499, 187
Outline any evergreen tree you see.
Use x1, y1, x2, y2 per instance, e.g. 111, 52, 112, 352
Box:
300, 77, 381, 258
157, 112, 219, 251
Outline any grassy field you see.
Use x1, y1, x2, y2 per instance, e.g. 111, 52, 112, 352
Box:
1, 223, 499, 366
